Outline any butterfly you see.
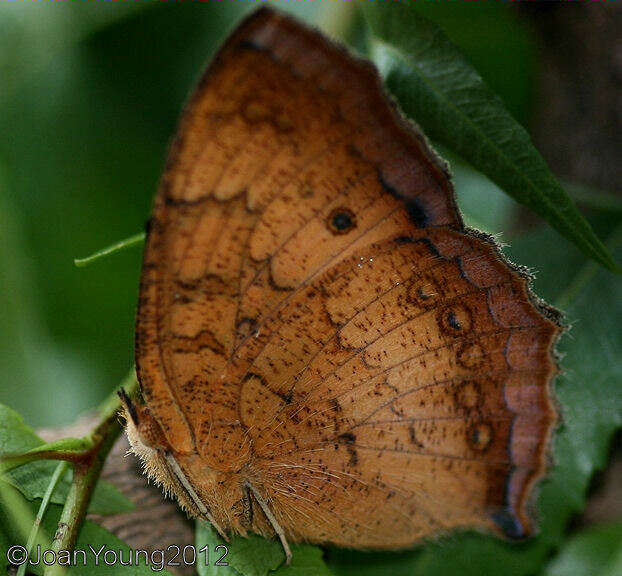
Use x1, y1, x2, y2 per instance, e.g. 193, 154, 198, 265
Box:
122, 7, 561, 563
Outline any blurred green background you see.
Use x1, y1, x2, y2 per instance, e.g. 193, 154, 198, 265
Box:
0, 0, 618, 434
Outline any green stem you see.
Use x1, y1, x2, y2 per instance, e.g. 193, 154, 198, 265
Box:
1, 439, 96, 474
43, 367, 139, 576
74, 232, 145, 267
17, 461, 69, 576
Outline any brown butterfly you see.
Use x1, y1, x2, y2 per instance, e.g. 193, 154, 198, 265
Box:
122, 7, 561, 563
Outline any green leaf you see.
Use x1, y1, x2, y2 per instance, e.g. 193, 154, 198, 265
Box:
393, 2, 537, 125
328, 227, 622, 576
544, 523, 622, 576
196, 523, 283, 576
0, 403, 42, 454
0, 480, 51, 576
273, 546, 334, 576
195, 521, 239, 576
0, 404, 134, 516
361, 3, 618, 272
195, 522, 333, 576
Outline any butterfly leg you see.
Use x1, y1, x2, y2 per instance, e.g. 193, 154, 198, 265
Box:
243, 484, 254, 528
163, 452, 229, 541
245, 481, 292, 565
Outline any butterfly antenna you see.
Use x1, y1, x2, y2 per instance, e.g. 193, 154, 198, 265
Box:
117, 387, 139, 425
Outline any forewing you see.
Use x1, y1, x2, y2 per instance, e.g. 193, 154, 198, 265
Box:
136, 9, 460, 454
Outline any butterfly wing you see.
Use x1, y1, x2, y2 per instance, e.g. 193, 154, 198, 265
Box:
240, 230, 559, 546
135, 7, 561, 547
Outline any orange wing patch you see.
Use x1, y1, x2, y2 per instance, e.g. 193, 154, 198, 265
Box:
130, 7, 561, 555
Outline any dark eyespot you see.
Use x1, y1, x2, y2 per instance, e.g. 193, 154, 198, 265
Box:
327, 208, 356, 235
448, 312, 461, 330
438, 304, 473, 334
468, 421, 493, 451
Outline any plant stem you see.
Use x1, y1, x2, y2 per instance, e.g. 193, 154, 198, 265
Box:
74, 231, 145, 268
0, 439, 96, 474
43, 367, 138, 576
17, 461, 69, 576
